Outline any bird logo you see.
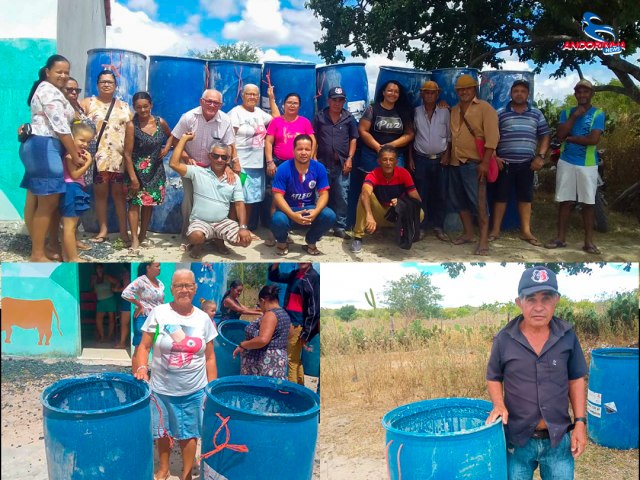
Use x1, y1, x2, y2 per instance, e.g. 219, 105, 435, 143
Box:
581, 12, 616, 42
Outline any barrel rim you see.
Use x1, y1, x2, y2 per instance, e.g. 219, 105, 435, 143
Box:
591, 347, 639, 358
86, 48, 148, 60
149, 55, 207, 63
381, 397, 501, 438
208, 59, 262, 67
317, 62, 367, 69
431, 67, 479, 73
262, 61, 317, 67
205, 375, 320, 419
41, 372, 150, 416
378, 65, 430, 74
217, 319, 251, 348
480, 70, 535, 75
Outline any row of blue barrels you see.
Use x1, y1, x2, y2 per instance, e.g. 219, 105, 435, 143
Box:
42, 373, 319, 479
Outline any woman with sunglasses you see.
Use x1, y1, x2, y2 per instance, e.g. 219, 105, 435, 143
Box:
80, 69, 133, 246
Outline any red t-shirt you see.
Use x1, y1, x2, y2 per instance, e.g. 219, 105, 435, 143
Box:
363, 167, 416, 207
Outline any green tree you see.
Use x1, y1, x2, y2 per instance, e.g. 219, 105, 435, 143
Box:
227, 264, 269, 289
441, 262, 632, 278
191, 42, 261, 62
383, 272, 443, 319
308, 0, 640, 102
335, 304, 358, 322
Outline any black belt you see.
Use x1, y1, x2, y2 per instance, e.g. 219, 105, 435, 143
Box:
416, 151, 445, 160
531, 429, 550, 439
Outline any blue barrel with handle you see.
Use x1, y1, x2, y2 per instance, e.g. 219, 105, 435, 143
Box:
316, 63, 369, 120
148, 152, 183, 234
41, 373, 153, 480
214, 320, 250, 377
479, 70, 535, 111
301, 333, 320, 377
587, 348, 639, 449
208, 60, 262, 113
375, 66, 430, 108
260, 61, 317, 121
382, 397, 507, 479
430, 68, 480, 108
148, 55, 208, 129
85, 48, 147, 106
201, 375, 320, 479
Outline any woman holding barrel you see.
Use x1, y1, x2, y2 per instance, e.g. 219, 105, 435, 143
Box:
218, 280, 262, 322
19, 54, 84, 262
81, 69, 132, 246
233, 284, 291, 379
133, 268, 217, 480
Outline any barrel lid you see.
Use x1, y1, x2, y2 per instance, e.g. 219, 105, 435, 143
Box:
431, 67, 479, 73
317, 62, 367, 70
591, 347, 639, 358
208, 59, 262, 67
149, 55, 207, 63
379, 65, 430, 74
262, 61, 316, 67
480, 70, 534, 75
87, 48, 148, 60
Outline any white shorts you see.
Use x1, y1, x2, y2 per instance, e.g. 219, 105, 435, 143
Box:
555, 159, 597, 204
186, 218, 239, 243
242, 168, 266, 204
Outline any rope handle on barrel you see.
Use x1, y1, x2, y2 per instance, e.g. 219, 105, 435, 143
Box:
100, 52, 123, 79
315, 72, 326, 99
150, 394, 175, 449
200, 413, 250, 461
204, 63, 210, 90
234, 65, 244, 104
385, 440, 403, 480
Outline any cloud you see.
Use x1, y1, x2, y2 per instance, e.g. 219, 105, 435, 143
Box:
200, 0, 245, 19
259, 48, 298, 62
0, 0, 56, 38
127, 0, 158, 17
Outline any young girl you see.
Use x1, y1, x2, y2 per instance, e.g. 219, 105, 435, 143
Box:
60, 121, 95, 261
200, 299, 217, 324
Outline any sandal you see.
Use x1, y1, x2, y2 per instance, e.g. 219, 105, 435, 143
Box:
302, 244, 322, 256
451, 236, 474, 245
264, 238, 276, 247
127, 248, 141, 256
90, 235, 108, 244
474, 246, 490, 256
434, 229, 450, 242
140, 239, 154, 248
488, 235, 500, 242
276, 243, 289, 256
544, 239, 567, 249
520, 236, 543, 247
76, 241, 92, 251
582, 243, 601, 255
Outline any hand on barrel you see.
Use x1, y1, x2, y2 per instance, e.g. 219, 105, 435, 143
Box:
570, 422, 587, 458
485, 404, 508, 425
232, 346, 244, 358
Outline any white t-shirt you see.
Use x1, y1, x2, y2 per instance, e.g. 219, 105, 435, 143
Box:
143, 303, 218, 396
229, 105, 272, 168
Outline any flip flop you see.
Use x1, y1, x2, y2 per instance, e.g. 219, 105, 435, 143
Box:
76, 241, 92, 251
474, 247, 490, 256
488, 235, 500, 242
90, 236, 108, 244
264, 238, 276, 247
520, 237, 543, 247
140, 239, 154, 248
434, 229, 450, 242
302, 244, 322, 256
127, 248, 141, 256
451, 236, 474, 245
544, 239, 567, 249
276, 244, 289, 256
582, 244, 601, 255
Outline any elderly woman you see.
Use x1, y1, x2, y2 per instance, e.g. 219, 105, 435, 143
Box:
233, 284, 291, 379
218, 280, 261, 321
228, 84, 279, 230
20, 54, 84, 262
81, 69, 133, 246
133, 269, 217, 480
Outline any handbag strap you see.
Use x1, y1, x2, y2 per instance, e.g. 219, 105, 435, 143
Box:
95, 97, 116, 150
461, 114, 478, 138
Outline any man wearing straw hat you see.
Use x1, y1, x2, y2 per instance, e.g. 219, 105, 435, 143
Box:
486, 266, 588, 479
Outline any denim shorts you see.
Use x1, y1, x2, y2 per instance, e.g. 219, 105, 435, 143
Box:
59, 182, 91, 218
448, 162, 489, 216
19, 135, 66, 195
132, 315, 146, 346
96, 296, 117, 313
151, 388, 205, 440
507, 431, 574, 480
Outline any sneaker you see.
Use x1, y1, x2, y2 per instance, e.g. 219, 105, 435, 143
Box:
350, 238, 363, 253
333, 228, 350, 239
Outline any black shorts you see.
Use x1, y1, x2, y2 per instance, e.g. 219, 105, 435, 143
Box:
494, 160, 534, 203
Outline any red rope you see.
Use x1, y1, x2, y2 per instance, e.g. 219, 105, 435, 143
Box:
200, 413, 249, 460
385, 440, 403, 480
315, 72, 325, 99
235, 65, 244, 104
205, 63, 210, 90
150, 394, 175, 449
261, 69, 272, 88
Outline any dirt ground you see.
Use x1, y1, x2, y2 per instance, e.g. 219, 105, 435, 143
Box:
1, 193, 638, 263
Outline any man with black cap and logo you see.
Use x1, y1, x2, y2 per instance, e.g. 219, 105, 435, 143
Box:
486, 266, 588, 479
312, 86, 359, 238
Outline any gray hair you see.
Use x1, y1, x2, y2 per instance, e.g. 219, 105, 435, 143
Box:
209, 143, 231, 155
171, 269, 195, 285
242, 83, 260, 95
201, 88, 221, 100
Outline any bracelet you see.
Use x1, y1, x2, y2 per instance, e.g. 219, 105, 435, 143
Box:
266, 160, 275, 165
574, 417, 587, 424
535, 153, 545, 158
136, 365, 148, 373
239, 224, 248, 230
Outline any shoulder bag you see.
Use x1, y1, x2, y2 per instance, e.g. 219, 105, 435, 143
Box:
462, 115, 499, 183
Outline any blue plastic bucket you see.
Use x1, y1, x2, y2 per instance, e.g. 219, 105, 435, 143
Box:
148, 55, 208, 129
479, 70, 535, 111
261, 61, 317, 121
375, 66, 431, 108
301, 333, 320, 377
587, 348, 639, 449
201, 375, 320, 479
382, 398, 507, 479
430, 68, 480, 107
41, 373, 153, 480
79, 183, 123, 234
148, 152, 184, 234
214, 319, 250, 377
316, 63, 369, 120
208, 60, 262, 113
85, 48, 147, 106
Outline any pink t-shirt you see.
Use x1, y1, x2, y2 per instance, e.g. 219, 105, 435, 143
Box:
63, 156, 85, 187
266, 116, 314, 160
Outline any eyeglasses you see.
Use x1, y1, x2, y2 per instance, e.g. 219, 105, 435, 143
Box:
244, 93, 259, 97
173, 283, 196, 290
285, 101, 300, 106
210, 153, 229, 161
65, 87, 82, 94
202, 99, 223, 107
98, 80, 115, 85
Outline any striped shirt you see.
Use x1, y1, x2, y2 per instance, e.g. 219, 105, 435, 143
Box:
496, 103, 551, 163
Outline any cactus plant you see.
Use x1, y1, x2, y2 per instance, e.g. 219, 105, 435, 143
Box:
365, 288, 377, 310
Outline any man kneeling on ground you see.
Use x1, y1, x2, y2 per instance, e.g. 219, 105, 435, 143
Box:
351, 146, 424, 253
170, 132, 252, 258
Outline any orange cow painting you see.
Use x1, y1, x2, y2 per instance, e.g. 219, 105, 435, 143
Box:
1, 298, 63, 346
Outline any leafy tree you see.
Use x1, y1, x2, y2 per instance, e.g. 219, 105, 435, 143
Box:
227, 264, 269, 289
191, 42, 261, 62
308, 0, 640, 103
441, 262, 632, 278
335, 304, 358, 322
383, 272, 443, 319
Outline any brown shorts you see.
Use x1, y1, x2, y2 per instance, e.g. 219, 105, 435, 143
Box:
94, 170, 126, 184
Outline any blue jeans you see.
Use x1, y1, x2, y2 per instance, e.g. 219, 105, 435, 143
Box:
507, 432, 574, 480
413, 151, 449, 230
325, 163, 350, 230
270, 204, 336, 245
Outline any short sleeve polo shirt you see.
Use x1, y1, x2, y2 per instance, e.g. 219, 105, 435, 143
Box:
184, 165, 244, 223
363, 166, 416, 207
559, 106, 605, 166
272, 160, 330, 208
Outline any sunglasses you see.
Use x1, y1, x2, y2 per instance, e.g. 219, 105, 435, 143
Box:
210, 153, 229, 161
202, 99, 223, 107
65, 87, 82, 94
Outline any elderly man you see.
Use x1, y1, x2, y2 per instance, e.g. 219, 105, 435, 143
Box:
407, 80, 451, 242
271, 134, 336, 256
486, 266, 587, 480
170, 132, 251, 258
312, 86, 359, 238
449, 74, 499, 255
171, 89, 236, 237
545, 79, 605, 255
489, 80, 551, 246
350, 145, 423, 253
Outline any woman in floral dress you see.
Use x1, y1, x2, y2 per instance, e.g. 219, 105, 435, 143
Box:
123, 92, 172, 253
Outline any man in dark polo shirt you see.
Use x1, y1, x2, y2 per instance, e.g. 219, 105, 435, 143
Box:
350, 145, 423, 253
486, 266, 588, 479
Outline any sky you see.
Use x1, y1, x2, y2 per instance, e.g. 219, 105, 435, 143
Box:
320, 263, 639, 309
1, 0, 628, 102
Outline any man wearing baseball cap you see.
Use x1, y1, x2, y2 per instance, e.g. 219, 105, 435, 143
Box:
545, 78, 605, 254
486, 266, 588, 479
312, 86, 359, 238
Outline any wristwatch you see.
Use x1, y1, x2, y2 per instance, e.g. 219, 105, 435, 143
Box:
574, 417, 587, 425
239, 224, 248, 230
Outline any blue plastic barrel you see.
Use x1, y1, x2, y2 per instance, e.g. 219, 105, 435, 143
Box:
214, 320, 250, 377
301, 333, 320, 377
208, 60, 262, 113
587, 348, 639, 449
148, 152, 184, 234
148, 55, 208, 129
382, 398, 507, 479
260, 61, 317, 121
41, 373, 153, 480
479, 70, 535, 110
201, 375, 320, 479
85, 48, 147, 106
430, 68, 480, 107
79, 184, 122, 234
375, 66, 430, 108
316, 63, 369, 120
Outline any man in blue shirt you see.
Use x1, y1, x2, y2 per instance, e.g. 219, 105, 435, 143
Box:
489, 80, 551, 246
545, 79, 605, 254
271, 134, 336, 256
